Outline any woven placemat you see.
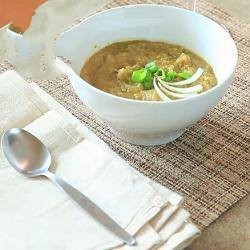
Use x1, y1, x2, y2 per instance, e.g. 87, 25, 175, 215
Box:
1, 0, 249, 229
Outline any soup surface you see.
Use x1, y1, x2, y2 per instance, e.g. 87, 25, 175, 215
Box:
81, 40, 217, 101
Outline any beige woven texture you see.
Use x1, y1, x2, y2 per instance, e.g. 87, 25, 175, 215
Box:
0, 0, 249, 230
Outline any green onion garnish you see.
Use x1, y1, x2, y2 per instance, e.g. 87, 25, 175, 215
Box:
178, 70, 192, 79
155, 68, 166, 79
165, 70, 177, 82
130, 62, 194, 91
131, 68, 148, 83
143, 72, 153, 90
145, 61, 158, 74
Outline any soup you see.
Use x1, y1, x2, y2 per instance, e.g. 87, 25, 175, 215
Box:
81, 40, 217, 101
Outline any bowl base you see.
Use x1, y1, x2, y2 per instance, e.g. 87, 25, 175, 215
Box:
109, 127, 185, 146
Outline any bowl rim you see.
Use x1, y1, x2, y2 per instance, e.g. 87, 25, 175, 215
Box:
71, 4, 238, 105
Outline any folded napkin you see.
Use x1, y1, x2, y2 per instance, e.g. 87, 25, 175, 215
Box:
0, 71, 200, 249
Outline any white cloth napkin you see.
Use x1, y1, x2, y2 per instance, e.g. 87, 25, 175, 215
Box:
0, 70, 200, 249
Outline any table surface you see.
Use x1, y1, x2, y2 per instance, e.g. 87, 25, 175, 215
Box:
189, 0, 249, 249
189, 195, 249, 250
208, 0, 250, 23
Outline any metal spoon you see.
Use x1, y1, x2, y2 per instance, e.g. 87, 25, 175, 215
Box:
1, 128, 136, 246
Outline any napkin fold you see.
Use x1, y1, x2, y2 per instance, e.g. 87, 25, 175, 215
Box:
0, 70, 200, 249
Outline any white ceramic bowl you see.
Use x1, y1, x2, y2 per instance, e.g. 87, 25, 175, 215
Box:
56, 4, 237, 146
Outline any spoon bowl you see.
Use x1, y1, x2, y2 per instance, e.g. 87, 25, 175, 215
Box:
1, 128, 51, 177
1, 128, 135, 246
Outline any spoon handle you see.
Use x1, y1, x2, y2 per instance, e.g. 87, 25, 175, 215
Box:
44, 171, 136, 246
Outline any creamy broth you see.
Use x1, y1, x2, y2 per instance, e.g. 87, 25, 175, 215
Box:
81, 40, 217, 101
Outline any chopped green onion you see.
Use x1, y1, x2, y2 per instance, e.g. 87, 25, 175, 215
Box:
143, 72, 153, 90
143, 80, 153, 90
165, 70, 177, 82
155, 68, 166, 79
145, 61, 158, 74
131, 68, 148, 83
178, 70, 192, 79
161, 68, 204, 86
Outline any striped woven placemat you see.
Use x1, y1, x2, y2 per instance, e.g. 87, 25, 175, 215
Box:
1, 0, 249, 229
